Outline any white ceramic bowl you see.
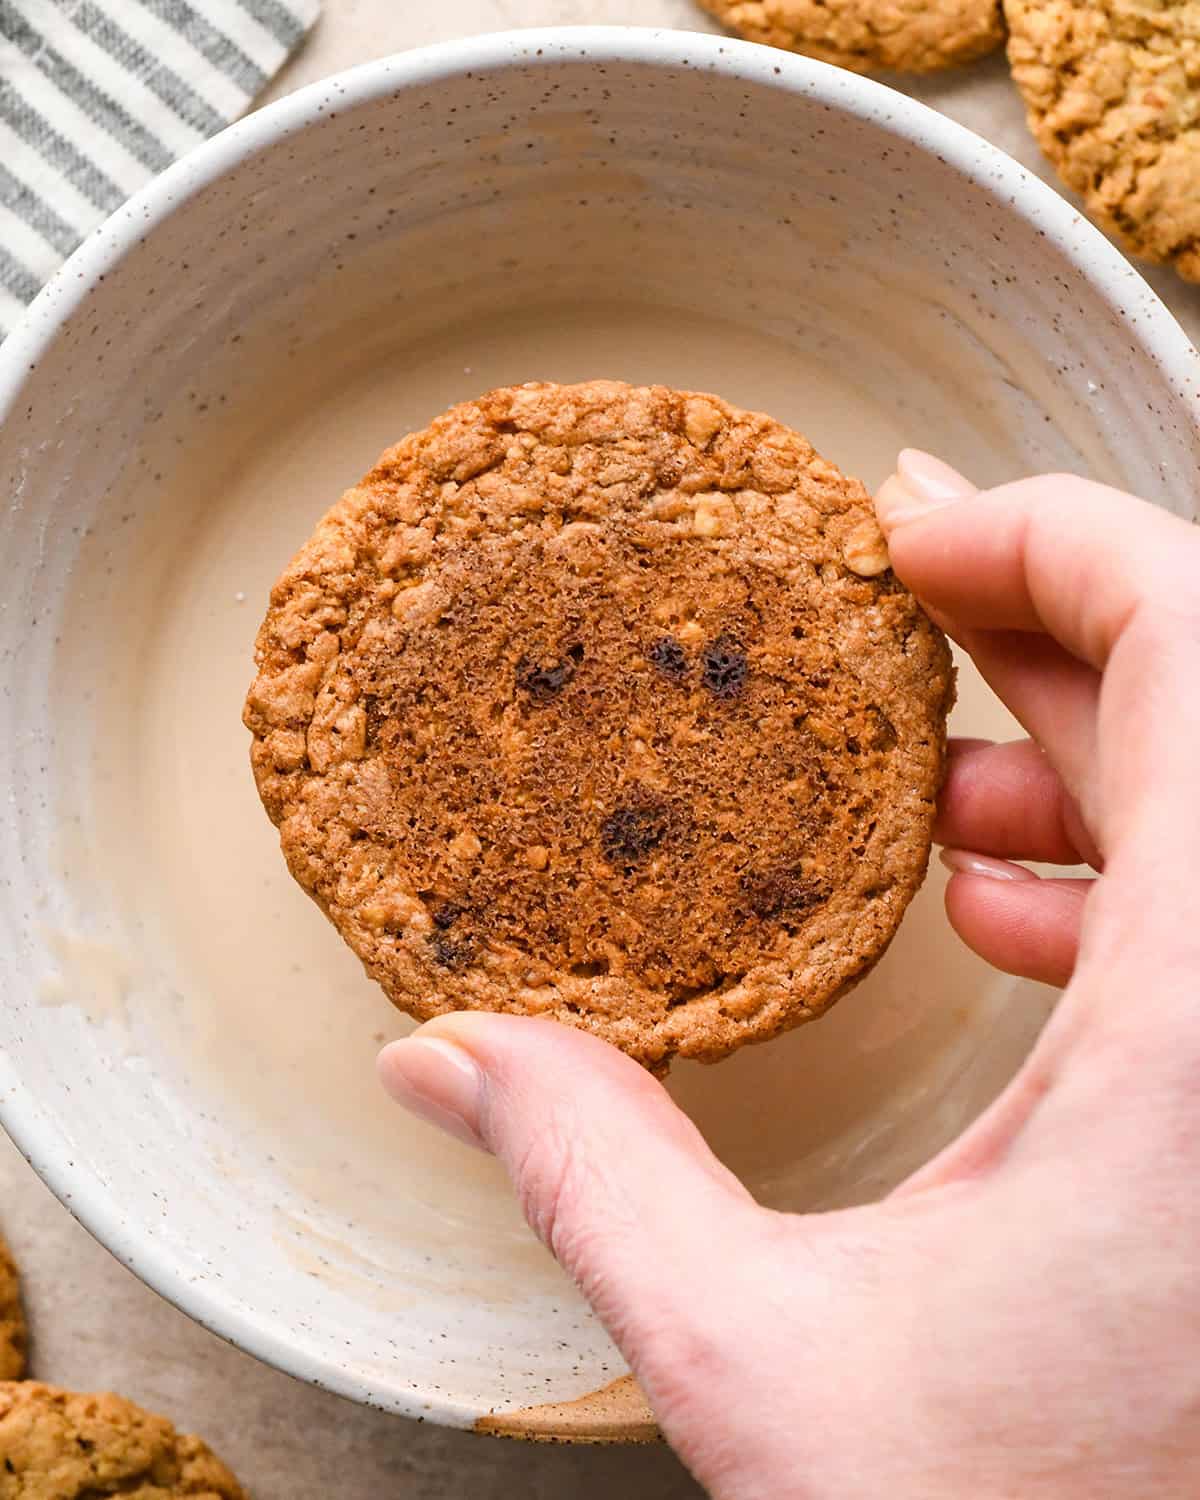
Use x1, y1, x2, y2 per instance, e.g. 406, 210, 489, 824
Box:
2, 27, 1198, 1438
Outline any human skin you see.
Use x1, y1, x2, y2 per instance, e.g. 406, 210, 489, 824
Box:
379, 451, 1200, 1498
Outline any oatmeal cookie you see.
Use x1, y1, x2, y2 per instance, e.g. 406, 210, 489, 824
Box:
245, 381, 953, 1072
0, 1383, 247, 1499
698, 0, 1003, 73
0, 1237, 24, 1382
1007, 0, 1200, 280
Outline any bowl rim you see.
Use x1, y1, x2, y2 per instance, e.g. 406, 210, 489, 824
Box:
2, 23, 1198, 1435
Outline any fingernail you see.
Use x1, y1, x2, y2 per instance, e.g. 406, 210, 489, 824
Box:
899, 450, 976, 503
876, 450, 975, 531
940, 849, 1039, 883
377, 1033, 487, 1150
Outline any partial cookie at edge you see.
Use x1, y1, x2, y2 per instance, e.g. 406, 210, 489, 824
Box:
1006, 0, 1200, 281
699, 0, 1003, 74
0, 1382, 248, 1499
0, 1236, 25, 1382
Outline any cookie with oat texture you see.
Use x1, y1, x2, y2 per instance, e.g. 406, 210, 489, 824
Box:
1007, 0, 1200, 281
0, 1382, 247, 1499
0, 1235, 25, 1382
699, 0, 1003, 74
245, 381, 953, 1073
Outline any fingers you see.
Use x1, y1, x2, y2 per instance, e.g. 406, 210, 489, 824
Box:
378, 1014, 762, 1364
877, 455, 1200, 671
879, 453, 1200, 859
941, 851, 1090, 988
378, 1018, 886, 1493
936, 738, 1102, 868
949, 632, 1100, 800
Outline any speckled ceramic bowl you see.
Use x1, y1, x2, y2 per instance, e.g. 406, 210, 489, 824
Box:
1, 28, 1198, 1439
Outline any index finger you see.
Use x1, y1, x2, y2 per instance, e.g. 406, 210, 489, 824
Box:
875, 457, 1200, 672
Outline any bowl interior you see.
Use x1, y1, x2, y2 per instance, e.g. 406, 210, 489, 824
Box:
2, 31, 1198, 1426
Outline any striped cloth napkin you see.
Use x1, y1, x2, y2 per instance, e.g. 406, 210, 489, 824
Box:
0, 0, 319, 339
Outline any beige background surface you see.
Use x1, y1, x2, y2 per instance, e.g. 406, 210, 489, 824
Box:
3, 3, 1198, 1497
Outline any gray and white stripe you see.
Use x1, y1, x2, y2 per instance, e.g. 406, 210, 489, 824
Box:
0, 0, 317, 338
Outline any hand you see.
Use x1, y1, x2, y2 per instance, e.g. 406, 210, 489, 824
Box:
378, 454, 1200, 1499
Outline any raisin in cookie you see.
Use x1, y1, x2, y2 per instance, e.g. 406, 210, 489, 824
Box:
0, 1383, 247, 1499
0, 1237, 25, 1382
1007, 0, 1200, 281
698, 0, 1003, 73
245, 381, 953, 1073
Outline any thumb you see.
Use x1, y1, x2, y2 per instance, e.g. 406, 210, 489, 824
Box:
377, 1013, 762, 1367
